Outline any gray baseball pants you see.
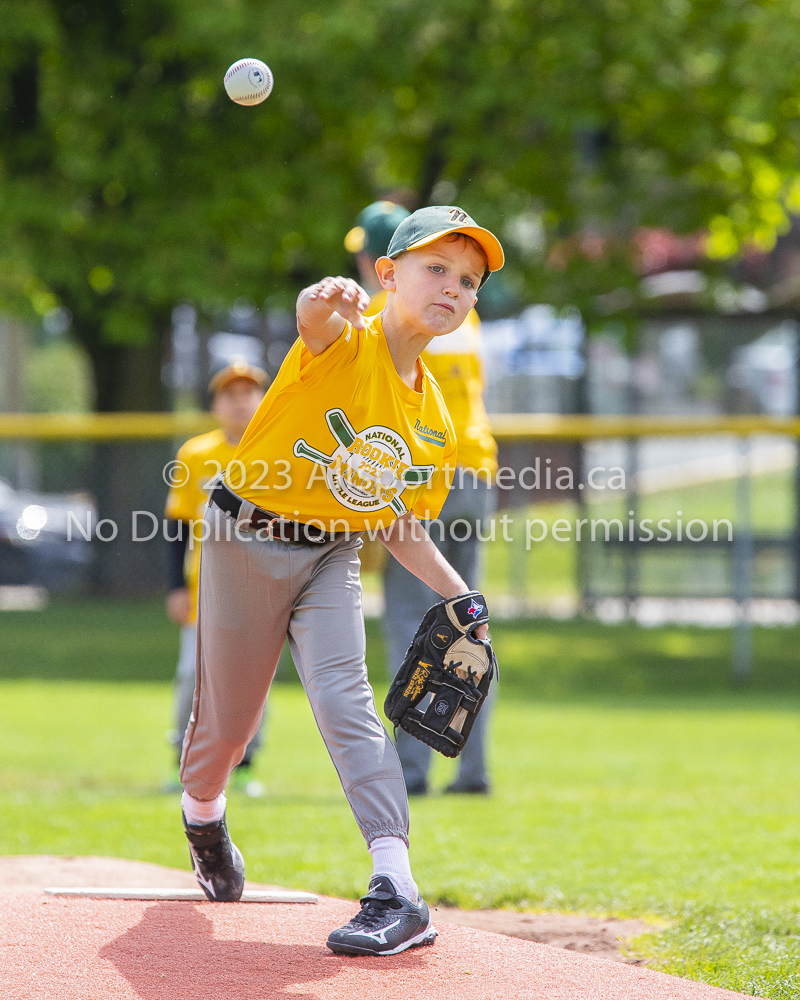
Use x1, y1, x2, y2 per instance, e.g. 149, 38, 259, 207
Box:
180, 505, 409, 845
383, 477, 495, 791
172, 625, 263, 765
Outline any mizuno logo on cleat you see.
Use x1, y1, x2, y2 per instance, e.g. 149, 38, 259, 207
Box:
194, 867, 217, 898
353, 919, 402, 944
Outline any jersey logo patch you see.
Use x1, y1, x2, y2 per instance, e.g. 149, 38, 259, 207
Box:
293, 408, 435, 516
467, 598, 484, 619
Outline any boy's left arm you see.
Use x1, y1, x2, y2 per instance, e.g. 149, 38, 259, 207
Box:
380, 512, 488, 639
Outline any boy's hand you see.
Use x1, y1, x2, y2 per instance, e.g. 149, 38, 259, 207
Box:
166, 587, 193, 625
297, 277, 370, 356
308, 277, 370, 331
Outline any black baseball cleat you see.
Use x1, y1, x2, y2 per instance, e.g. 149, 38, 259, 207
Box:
183, 812, 245, 902
444, 780, 491, 795
326, 875, 437, 956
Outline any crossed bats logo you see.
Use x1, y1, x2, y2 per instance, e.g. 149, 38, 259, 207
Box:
293, 408, 435, 515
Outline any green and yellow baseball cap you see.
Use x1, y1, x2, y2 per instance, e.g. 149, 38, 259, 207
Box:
386, 205, 504, 285
345, 201, 411, 259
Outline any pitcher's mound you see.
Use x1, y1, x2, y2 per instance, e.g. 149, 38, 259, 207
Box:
1, 855, 755, 999
2, 854, 648, 960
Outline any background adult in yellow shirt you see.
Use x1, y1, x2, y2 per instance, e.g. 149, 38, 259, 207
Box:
164, 360, 268, 794
346, 202, 498, 796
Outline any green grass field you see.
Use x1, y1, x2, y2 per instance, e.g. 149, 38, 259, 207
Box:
2, 597, 800, 997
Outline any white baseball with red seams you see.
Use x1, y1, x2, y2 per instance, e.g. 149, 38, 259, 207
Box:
223, 58, 273, 106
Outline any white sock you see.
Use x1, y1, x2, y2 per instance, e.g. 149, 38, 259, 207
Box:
182, 790, 226, 826
368, 836, 418, 903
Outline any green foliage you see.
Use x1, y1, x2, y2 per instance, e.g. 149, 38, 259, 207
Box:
3, 0, 800, 382
25, 340, 93, 411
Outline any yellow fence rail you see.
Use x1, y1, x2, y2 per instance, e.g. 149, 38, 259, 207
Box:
489, 413, 800, 440
1, 411, 800, 441
0, 412, 217, 441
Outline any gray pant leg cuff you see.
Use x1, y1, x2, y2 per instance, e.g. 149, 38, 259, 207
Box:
362, 828, 410, 848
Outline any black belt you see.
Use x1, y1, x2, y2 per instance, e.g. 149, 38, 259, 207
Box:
210, 482, 344, 546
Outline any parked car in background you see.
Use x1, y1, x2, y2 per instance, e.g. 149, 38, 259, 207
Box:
0, 478, 94, 591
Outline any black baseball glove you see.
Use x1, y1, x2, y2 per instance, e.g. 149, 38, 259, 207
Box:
384, 591, 497, 759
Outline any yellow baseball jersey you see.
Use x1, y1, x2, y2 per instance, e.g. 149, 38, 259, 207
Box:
366, 291, 497, 474
165, 428, 237, 624
230, 312, 456, 530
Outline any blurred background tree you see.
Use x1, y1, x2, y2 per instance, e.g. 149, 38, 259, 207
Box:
2, 0, 800, 411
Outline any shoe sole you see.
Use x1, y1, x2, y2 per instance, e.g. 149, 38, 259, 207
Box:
326, 924, 438, 957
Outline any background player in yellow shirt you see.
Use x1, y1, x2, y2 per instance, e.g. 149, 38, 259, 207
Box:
178, 206, 503, 956
164, 360, 268, 794
347, 202, 498, 795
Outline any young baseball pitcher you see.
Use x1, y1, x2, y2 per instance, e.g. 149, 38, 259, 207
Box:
179, 206, 504, 956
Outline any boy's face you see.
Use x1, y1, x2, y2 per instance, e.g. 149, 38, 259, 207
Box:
211, 378, 264, 439
379, 236, 484, 336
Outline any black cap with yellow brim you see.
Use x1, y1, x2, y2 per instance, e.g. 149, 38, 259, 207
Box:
386, 205, 504, 286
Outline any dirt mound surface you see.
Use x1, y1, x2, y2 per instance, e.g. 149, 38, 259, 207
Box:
435, 907, 652, 963
1, 889, 754, 1000
0, 855, 649, 963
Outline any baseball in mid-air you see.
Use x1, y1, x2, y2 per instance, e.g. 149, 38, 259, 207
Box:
223, 58, 273, 106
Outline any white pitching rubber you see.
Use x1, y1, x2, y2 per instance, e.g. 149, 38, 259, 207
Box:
44, 887, 317, 903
